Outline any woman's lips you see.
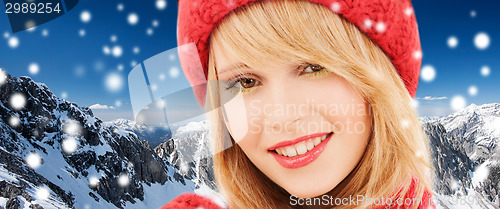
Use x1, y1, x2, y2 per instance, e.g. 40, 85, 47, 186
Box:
268, 132, 333, 169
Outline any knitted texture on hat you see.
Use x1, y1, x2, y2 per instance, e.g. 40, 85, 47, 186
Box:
178, 0, 422, 106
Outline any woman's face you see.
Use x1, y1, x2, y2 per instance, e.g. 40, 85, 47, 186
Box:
212, 41, 372, 198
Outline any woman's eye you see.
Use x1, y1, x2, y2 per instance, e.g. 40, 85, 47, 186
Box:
234, 78, 259, 89
303, 64, 325, 73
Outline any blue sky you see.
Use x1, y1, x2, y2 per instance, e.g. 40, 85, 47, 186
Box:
0, 0, 499, 122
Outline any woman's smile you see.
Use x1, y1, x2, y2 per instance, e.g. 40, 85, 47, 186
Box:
268, 132, 334, 168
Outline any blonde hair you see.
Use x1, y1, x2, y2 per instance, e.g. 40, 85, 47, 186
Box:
205, 0, 433, 208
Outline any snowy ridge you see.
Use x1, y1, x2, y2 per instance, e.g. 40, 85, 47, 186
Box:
0, 70, 196, 209
423, 103, 500, 208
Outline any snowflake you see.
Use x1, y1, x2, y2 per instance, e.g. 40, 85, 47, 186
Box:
10, 93, 26, 110
447, 36, 458, 48
420, 65, 436, 82
0, 70, 6, 85
375, 22, 386, 33
474, 32, 490, 50
169, 67, 180, 78
61, 92, 68, 99
102, 45, 111, 55
413, 50, 422, 60
156, 0, 167, 10
35, 186, 50, 201
330, 2, 340, 12
8, 36, 19, 48
450, 95, 466, 111
28, 63, 40, 75
133, 46, 140, 54
468, 85, 478, 96
26, 152, 42, 169
9, 116, 20, 127
480, 65, 490, 77
41, 29, 49, 37
105, 72, 124, 92
88, 177, 99, 187
152, 20, 159, 28
80, 10, 91, 23
63, 120, 81, 136
127, 13, 139, 25
115, 100, 122, 107
146, 28, 154, 36
62, 137, 79, 154
110, 35, 118, 43
117, 3, 124, 12
112, 45, 123, 58
79, 29, 86, 37
118, 173, 130, 187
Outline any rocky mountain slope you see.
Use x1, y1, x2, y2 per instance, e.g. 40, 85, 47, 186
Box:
0, 69, 195, 209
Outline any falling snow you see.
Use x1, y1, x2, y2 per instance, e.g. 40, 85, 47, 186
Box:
10, 93, 26, 110
9, 116, 20, 127
117, 64, 124, 71
404, 7, 413, 16
472, 163, 490, 186
147, 28, 154, 36
420, 65, 436, 82
42, 29, 49, 37
156, 0, 167, 10
115, 100, 122, 107
117, 3, 124, 12
61, 92, 68, 99
80, 10, 92, 23
3, 31, 9, 39
103, 45, 111, 55
363, 19, 372, 29
8, 36, 19, 48
89, 177, 99, 187
29, 63, 40, 75
79, 29, 86, 37
375, 22, 386, 33
35, 186, 51, 201
112, 45, 123, 58
26, 152, 42, 169
63, 120, 82, 136
170, 67, 180, 78
468, 85, 478, 96
470, 10, 477, 18
480, 66, 490, 77
450, 95, 466, 111
152, 20, 159, 28
105, 73, 124, 92
62, 137, 79, 154
118, 173, 130, 187
330, 2, 340, 12
474, 32, 490, 50
411, 99, 419, 109
133, 46, 140, 54
111, 35, 118, 43
128, 13, 139, 25
0, 70, 6, 85
447, 36, 458, 48
413, 50, 422, 60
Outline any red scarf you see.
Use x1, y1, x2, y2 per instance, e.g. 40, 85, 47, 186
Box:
161, 178, 435, 209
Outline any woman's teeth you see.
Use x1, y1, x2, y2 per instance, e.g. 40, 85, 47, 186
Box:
275, 133, 330, 157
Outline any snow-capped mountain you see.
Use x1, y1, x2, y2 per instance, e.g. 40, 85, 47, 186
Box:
0, 70, 196, 209
423, 103, 500, 208
104, 119, 172, 148
154, 120, 217, 191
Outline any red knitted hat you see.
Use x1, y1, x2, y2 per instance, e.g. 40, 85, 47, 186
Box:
177, 0, 422, 106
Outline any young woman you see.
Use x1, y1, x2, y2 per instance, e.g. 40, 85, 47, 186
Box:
163, 0, 435, 208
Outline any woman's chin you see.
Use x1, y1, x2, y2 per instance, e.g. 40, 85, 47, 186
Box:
284, 183, 337, 199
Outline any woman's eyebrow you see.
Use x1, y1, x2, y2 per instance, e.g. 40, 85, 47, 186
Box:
218, 63, 249, 75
